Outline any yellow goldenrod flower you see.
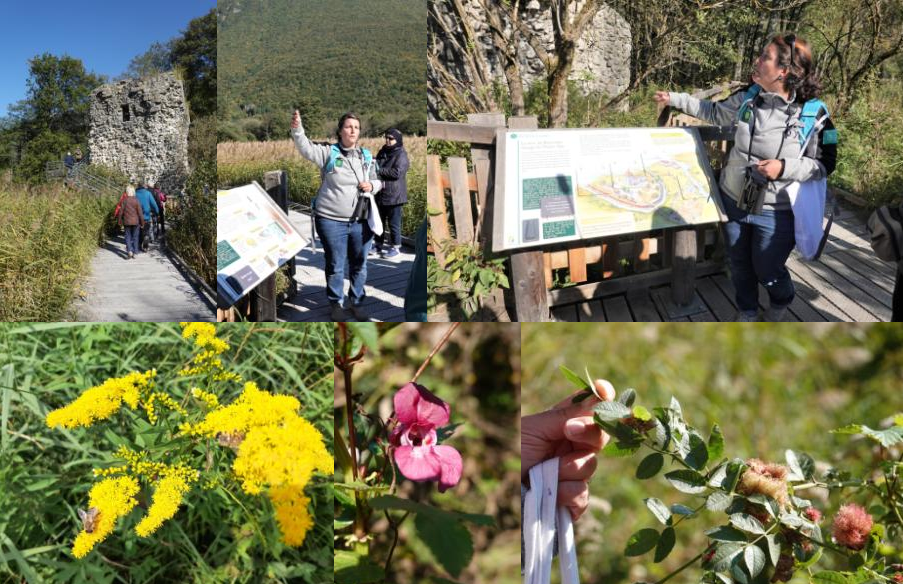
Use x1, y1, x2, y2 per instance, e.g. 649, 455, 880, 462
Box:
134, 465, 197, 537
269, 486, 314, 546
46, 371, 156, 429
232, 415, 333, 495
191, 387, 219, 409
184, 381, 301, 439
179, 323, 229, 355
72, 476, 140, 559
115, 446, 167, 479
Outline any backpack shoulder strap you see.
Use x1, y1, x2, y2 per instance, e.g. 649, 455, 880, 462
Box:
798, 98, 829, 150
324, 144, 341, 173
737, 84, 762, 122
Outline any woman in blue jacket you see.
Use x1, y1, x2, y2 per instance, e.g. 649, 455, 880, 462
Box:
373, 128, 410, 259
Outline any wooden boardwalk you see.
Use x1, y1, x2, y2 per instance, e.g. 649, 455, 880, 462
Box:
550, 200, 894, 322
73, 235, 215, 322
278, 211, 413, 322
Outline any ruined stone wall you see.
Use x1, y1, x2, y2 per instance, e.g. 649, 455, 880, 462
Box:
429, 1, 632, 118
88, 72, 189, 194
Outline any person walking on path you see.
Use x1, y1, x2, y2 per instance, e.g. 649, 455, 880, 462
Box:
373, 128, 409, 259
291, 110, 382, 322
118, 186, 144, 259
150, 181, 167, 235
654, 34, 837, 322
135, 182, 160, 252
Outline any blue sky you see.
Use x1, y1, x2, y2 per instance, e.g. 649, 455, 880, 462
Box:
0, 0, 216, 117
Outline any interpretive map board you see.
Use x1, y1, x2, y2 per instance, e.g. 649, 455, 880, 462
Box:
217, 182, 307, 306
493, 127, 724, 252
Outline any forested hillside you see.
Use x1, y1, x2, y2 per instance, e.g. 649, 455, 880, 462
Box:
218, 0, 426, 140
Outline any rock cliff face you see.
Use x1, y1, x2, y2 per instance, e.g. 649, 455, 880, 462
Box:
88, 72, 189, 194
429, 1, 632, 118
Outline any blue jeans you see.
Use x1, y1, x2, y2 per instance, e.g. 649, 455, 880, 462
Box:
375, 204, 403, 249
722, 195, 796, 314
315, 217, 373, 305
124, 225, 140, 255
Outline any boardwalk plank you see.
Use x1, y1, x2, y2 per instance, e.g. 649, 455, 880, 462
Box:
577, 299, 606, 321
76, 237, 213, 322
625, 290, 662, 322
279, 211, 412, 322
696, 277, 736, 322
603, 296, 632, 322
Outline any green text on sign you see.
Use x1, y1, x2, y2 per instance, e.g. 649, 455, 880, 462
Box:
522, 176, 572, 211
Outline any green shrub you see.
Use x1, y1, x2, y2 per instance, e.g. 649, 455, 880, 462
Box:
168, 159, 216, 285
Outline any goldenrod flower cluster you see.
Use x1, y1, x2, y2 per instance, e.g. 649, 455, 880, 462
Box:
135, 465, 199, 537
71, 476, 140, 559
113, 446, 168, 479
141, 390, 188, 424
178, 323, 242, 382
46, 370, 156, 429
187, 381, 332, 546
191, 387, 219, 409
180, 381, 300, 438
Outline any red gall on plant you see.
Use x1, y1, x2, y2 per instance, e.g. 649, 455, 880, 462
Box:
832, 503, 874, 550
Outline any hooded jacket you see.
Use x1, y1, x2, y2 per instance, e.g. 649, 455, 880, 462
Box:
668, 85, 837, 211
292, 125, 382, 222
375, 128, 410, 206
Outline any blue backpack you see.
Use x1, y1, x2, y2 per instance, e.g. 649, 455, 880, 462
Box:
737, 84, 835, 151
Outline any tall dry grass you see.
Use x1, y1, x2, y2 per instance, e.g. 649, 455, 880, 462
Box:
0, 179, 116, 321
217, 137, 426, 237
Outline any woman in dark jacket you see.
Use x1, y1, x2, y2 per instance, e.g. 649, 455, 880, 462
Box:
374, 128, 410, 259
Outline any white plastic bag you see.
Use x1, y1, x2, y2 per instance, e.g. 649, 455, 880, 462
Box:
787, 177, 827, 261
523, 458, 579, 584
363, 192, 383, 236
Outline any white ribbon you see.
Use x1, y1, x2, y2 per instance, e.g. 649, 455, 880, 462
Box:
524, 458, 580, 584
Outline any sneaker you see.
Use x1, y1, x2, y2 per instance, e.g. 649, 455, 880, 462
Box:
128, 252, 134, 259
380, 247, 400, 259
734, 310, 761, 322
369, 246, 381, 257
330, 303, 352, 322
346, 304, 370, 322
763, 305, 788, 322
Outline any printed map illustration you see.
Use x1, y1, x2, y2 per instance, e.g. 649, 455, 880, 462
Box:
499, 128, 723, 250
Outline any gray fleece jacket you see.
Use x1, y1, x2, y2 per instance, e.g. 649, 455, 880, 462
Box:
668, 86, 832, 211
291, 126, 382, 222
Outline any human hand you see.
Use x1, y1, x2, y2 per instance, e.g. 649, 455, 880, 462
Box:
358, 181, 373, 193
653, 91, 671, 106
522, 380, 616, 520
756, 159, 783, 180
291, 110, 302, 130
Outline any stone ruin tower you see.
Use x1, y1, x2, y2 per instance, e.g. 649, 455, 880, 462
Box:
88, 72, 189, 194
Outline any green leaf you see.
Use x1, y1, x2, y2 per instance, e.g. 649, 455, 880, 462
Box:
744, 545, 766, 578
334, 519, 353, 530
624, 528, 659, 556
0, 365, 12, 455
593, 401, 631, 421
415, 512, 473, 578
631, 405, 652, 422
670, 504, 696, 516
895, 414, 903, 427
669, 396, 683, 417
811, 571, 849, 584
559, 365, 590, 390
705, 525, 747, 542
370, 495, 494, 526
618, 388, 637, 408
722, 459, 747, 492
729, 513, 766, 535
712, 542, 744, 572
654, 527, 676, 563
685, 432, 709, 471
571, 390, 594, 403
645, 498, 671, 525
334, 482, 391, 496
764, 534, 781, 566
707, 424, 724, 462
664, 469, 707, 494
334, 551, 385, 584
636, 453, 664, 480
602, 438, 642, 457
706, 491, 733, 512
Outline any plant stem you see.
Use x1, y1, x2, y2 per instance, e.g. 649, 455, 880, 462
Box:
652, 550, 704, 584
411, 323, 460, 383
384, 510, 410, 574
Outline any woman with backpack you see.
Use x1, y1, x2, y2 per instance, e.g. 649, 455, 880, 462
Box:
291, 110, 382, 322
654, 34, 837, 322
373, 128, 410, 259
118, 185, 144, 260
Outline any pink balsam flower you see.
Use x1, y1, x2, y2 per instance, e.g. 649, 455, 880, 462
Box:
390, 382, 462, 492
832, 503, 873, 550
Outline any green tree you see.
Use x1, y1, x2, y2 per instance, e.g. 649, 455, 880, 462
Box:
123, 41, 174, 80
171, 9, 216, 117
14, 129, 74, 184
